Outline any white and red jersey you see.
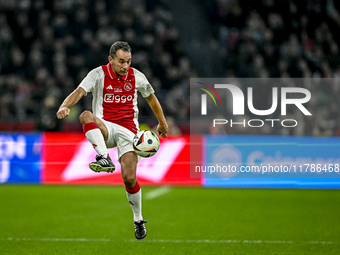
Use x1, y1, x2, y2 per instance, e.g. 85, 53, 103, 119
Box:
79, 63, 155, 134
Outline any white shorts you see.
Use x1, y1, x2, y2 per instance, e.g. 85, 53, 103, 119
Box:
101, 119, 137, 160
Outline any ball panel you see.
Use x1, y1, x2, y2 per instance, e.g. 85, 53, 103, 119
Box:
132, 130, 160, 157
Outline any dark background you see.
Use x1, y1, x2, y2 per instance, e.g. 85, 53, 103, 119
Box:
1, 0, 340, 136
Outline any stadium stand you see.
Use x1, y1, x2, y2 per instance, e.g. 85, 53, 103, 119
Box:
1, 0, 340, 136
0, 0, 191, 132
201, 0, 340, 136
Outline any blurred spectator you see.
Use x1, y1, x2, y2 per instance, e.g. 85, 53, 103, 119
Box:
204, 0, 340, 136
1, 0, 340, 137
0, 0, 191, 133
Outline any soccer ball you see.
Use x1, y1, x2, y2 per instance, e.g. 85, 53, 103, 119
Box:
133, 130, 160, 157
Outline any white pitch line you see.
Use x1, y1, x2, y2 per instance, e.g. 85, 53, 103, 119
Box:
0, 238, 337, 244
130, 239, 337, 245
144, 186, 172, 200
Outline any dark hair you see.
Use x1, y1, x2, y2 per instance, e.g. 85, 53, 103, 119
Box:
109, 41, 131, 58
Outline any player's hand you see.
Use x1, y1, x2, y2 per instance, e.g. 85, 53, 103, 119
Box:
157, 121, 169, 138
56, 107, 70, 119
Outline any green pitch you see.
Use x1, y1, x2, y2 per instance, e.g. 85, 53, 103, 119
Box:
0, 185, 339, 255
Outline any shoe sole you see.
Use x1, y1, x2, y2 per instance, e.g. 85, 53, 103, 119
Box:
89, 163, 115, 173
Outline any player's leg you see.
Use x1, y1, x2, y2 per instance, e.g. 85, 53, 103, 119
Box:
79, 110, 115, 172
120, 151, 147, 239
120, 152, 142, 220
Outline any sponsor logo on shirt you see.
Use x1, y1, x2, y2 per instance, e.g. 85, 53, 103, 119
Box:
104, 93, 133, 103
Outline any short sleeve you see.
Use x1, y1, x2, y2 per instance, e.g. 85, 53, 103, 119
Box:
79, 68, 100, 94
134, 68, 155, 98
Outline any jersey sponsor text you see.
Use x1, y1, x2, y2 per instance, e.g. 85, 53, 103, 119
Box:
104, 94, 134, 103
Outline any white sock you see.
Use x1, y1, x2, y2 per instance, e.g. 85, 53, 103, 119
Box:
83, 123, 108, 157
126, 183, 143, 222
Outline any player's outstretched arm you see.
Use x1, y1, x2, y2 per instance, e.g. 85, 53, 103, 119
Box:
145, 93, 169, 138
56, 87, 86, 119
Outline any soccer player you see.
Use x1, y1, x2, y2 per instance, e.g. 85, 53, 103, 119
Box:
56, 41, 169, 240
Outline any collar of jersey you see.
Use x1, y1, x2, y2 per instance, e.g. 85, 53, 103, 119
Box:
106, 63, 130, 81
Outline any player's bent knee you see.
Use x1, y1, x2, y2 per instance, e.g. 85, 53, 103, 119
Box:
79, 110, 95, 124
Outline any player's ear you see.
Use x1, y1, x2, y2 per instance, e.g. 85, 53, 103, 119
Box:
108, 55, 112, 62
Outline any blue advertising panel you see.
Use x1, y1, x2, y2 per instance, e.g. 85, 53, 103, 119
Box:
0, 133, 42, 183
202, 135, 340, 188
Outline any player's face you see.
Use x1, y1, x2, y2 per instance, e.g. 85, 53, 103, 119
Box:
108, 49, 132, 77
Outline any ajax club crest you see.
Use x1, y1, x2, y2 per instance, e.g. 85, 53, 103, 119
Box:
124, 82, 132, 91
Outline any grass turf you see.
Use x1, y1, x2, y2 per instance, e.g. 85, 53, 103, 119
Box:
0, 185, 339, 255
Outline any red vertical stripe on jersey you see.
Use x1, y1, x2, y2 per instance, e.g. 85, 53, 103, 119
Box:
101, 64, 138, 134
